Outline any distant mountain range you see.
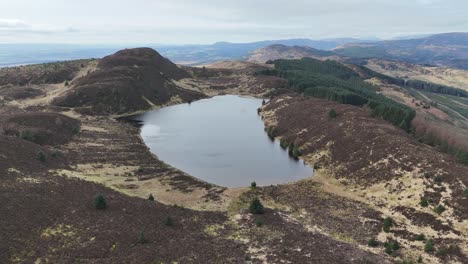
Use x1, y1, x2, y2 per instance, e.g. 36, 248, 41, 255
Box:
2, 33, 468, 69
156, 38, 371, 65
333, 32, 468, 69
0, 38, 371, 67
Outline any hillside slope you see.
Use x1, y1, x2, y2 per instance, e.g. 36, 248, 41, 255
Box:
247, 44, 339, 63
53, 48, 205, 114
334, 33, 468, 69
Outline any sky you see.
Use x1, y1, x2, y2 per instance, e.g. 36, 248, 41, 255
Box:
0, 0, 467, 44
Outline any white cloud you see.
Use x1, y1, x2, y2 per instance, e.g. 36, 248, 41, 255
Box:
0, 0, 466, 43
0, 18, 78, 34
0, 19, 30, 29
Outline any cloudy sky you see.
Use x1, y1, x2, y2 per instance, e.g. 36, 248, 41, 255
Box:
0, 0, 467, 44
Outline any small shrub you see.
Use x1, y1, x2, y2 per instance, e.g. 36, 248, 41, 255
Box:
138, 167, 144, 173
244, 255, 251, 261
433, 175, 442, 184
464, 188, 468, 197
415, 233, 426, 241
93, 194, 107, 209
292, 145, 302, 157
51, 151, 62, 158
250, 181, 257, 189
36, 151, 47, 162
148, 194, 155, 201
72, 127, 80, 134
65, 81, 69, 86
424, 239, 435, 252
383, 217, 393, 233
420, 197, 429, 207
417, 255, 423, 263
385, 243, 393, 255
436, 246, 448, 257
255, 218, 264, 227
262, 99, 266, 105
20, 130, 37, 143
249, 197, 264, 214
137, 230, 147, 244
367, 238, 378, 247
384, 240, 400, 255
280, 138, 289, 149
434, 204, 445, 214
391, 240, 400, 251
328, 109, 337, 119
164, 216, 173, 226
266, 126, 277, 139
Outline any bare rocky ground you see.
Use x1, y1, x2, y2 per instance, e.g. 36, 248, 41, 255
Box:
0, 49, 466, 263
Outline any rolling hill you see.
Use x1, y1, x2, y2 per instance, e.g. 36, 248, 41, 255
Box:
246, 44, 340, 63
53, 48, 205, 114
333, 33, 468, 69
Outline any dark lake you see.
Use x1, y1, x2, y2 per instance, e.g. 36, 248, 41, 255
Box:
130, 95, 313, 187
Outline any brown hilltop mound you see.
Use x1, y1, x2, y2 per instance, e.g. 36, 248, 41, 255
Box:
53, 48, 205, 114
0, 112, 80, 146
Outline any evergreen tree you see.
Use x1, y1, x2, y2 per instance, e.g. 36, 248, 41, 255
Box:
383, 217, 393, 233
424, 239, 435, 252
93, 194, 107, 209
249, 197, 264, 214
148, 194, 155, 201
164, 216, 173, 226
328, 109, 337, 119
36, 151, 47, 162
137, 230, 147, 244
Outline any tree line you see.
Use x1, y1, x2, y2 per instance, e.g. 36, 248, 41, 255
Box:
262, 58, 416, 130
356, 65, 468, 98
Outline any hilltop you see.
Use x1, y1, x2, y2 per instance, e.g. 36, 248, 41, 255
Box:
52, 48, 205, 114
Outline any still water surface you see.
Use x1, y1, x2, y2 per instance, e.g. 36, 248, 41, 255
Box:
131, 95, 313, 187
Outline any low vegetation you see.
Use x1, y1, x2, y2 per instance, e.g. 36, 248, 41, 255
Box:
419, 197, 429, 207
255, 218, 264, 227
384, 240, 400, 255
434, 204, 446, 214
415, 233, 426, 241
250, 181, 257, 189
367, 238, 378, 247
137, 230, 147, 244
93, 194, 107, 210
249, 197, 264, 214
164, 216, 173, 226
383, 217, 393, 233
36, 151, 47, 162
424, 239, 435, 253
